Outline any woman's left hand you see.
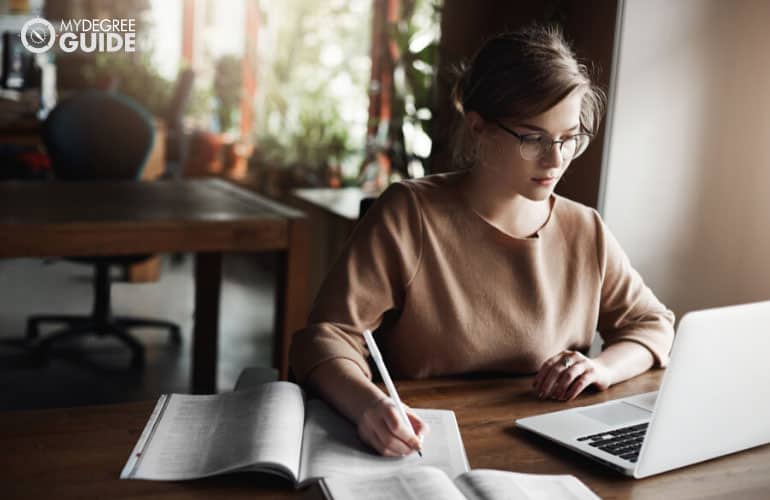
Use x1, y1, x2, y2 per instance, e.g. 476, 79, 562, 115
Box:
533, 350, 612, 401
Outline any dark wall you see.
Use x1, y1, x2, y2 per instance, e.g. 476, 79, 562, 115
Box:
430, 0, 619, 209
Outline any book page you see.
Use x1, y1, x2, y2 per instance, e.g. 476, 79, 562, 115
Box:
454, 469, 600, 500
298, 399, 470, 485
321, 466, 467, 500
125, 382, 305, 481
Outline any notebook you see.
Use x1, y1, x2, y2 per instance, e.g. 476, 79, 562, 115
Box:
321, 466, 599, 500
120, 381, 469, 487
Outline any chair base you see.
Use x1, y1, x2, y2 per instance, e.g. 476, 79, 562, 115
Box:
27, 315, 182, 368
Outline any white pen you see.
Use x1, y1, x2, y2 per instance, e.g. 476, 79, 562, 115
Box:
363, 329, 423, 457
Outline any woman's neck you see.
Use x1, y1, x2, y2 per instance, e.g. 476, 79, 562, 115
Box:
463, 168, 552, 239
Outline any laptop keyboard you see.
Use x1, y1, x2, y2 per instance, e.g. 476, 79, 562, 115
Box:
576, 422, 649, 463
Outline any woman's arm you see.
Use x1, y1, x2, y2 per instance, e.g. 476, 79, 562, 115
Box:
289, 182, 427, 455
290, 182, 423, 384
534, 211, 673, 401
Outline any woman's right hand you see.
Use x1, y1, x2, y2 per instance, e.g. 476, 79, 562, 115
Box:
357, 397, 429, 456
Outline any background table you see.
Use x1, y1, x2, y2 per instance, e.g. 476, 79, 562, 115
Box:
289, 187, 370, 309
1, 371, 768, 499
0, 179, 309, 390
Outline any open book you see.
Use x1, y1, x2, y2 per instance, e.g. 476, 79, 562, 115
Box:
321, 466, 600, 500
120, 381, 469, 487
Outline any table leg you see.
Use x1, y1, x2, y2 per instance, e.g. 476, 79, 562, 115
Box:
193, 252, 222, 393
274, 218, 310, 380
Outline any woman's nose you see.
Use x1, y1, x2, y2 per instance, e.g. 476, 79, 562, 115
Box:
539, 143, 563, 168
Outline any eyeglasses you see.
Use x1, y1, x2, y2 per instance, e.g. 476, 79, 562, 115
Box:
495, 121, 592, 161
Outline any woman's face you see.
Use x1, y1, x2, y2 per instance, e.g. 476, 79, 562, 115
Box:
473, 91, 585, 202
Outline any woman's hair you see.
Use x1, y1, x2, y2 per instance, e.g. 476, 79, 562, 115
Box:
450, 24, 606, 169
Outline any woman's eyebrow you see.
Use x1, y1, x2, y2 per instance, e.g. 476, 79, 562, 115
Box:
519, 123, 581, 134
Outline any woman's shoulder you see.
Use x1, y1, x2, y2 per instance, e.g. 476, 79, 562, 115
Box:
364, 173, 467, 229
398, 171, 467, 193
394, 171, 467, 208
551, 194, 604, 238
363, 173, 461, 223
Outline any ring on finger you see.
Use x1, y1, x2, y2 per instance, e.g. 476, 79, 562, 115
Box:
562, 357, 574, 369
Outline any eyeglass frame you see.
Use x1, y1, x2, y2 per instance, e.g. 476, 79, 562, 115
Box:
493, 121, 593, 161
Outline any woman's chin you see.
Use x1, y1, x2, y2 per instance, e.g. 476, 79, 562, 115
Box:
519, 186, 555, 202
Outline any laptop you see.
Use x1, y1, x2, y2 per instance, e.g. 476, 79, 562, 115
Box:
516, 300, 770, 478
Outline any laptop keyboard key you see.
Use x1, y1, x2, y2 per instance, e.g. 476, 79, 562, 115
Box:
577, 422, 649, 461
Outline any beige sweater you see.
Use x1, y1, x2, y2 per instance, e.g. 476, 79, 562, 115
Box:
290, 172, 675, 383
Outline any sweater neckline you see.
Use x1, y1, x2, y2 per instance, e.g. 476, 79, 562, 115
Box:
447, 171, 558, 243
468, 194, 557, 242
435, 171, 559, 244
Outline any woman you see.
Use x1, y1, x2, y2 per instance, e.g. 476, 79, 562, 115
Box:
290, 25, 674, 457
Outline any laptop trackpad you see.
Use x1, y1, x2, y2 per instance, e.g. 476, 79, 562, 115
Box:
579, 402, 651, 427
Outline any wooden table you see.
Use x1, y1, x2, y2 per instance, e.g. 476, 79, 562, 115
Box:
0, 179, 309, 390
292, 187, 371, 221
1, 371, 768, 499
290, 187, 374, 307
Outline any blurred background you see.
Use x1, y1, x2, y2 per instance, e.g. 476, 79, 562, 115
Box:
0, 0, 443, 191
1, 0, 769, 410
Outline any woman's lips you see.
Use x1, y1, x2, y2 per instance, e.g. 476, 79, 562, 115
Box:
531, 176, 557, 186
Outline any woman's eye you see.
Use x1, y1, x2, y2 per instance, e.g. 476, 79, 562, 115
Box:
522, 135, 544, 144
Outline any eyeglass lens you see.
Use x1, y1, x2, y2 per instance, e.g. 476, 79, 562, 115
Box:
520, 136, 587, 161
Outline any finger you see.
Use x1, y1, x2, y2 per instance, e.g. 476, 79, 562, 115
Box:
380, 404, 419, 451
551, 362, 587, 399
565, 371, 595, 401
533, 351, 567, 389
381, 402, 409, 435
387, 403, 424, 448
370, 419, 413, 456
534, 350, 576, 391
533, 358, 558, 393
406, 410, 430, 444
534, 362, 558, 397
570, 351, 588, 365
406, 409, 429, 434
552, 363, 588, 400
540, 359, 574, 398
378, 418, 415, 455
358, 404, 407, 456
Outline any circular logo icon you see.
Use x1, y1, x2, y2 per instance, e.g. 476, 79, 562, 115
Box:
21, 18, 56, 54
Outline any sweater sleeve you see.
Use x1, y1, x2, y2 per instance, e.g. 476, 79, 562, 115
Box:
594, 212, 675, 367
289, 182, 423, 384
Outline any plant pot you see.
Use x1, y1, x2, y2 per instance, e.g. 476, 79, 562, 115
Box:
183, 131, 224, 177
223, 141, 254, 180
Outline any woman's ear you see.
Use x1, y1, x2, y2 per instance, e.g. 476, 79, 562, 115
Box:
465, 111, 487, 135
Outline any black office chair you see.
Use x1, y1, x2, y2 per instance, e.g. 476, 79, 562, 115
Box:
27, 90, 181, 367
